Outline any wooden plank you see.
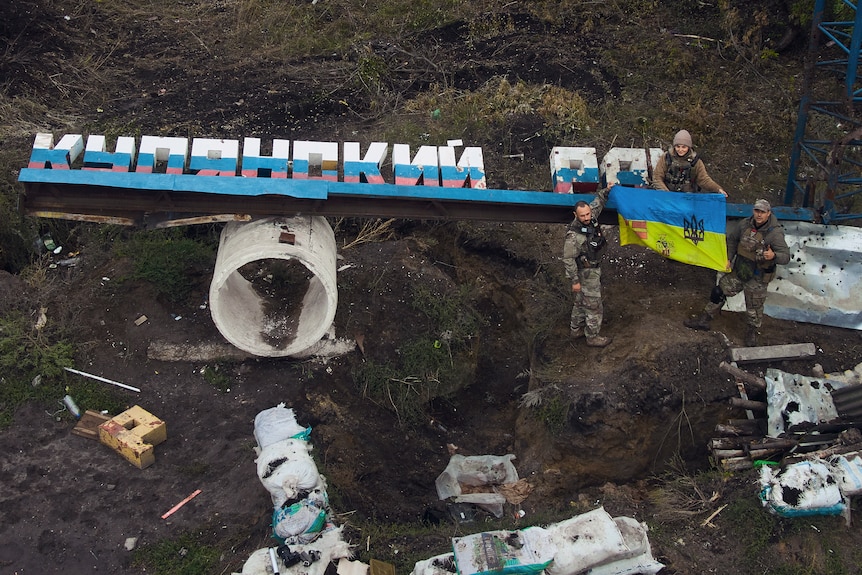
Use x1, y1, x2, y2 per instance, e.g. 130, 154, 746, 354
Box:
736, 381, 755, 419
729, 343, 816, 364
71, 410, 111, 440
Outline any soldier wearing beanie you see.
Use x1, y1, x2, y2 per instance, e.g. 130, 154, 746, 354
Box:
652, 129, 728, 197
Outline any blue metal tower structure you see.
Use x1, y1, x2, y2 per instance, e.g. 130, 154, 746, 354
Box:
784, 0, 862, 223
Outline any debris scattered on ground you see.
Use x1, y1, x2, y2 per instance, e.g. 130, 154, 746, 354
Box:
161, 488, 202, 519
71, 409, 110, 440
435, 453, 526, 518
64, 366, 142, 392
410, 507, 663, 575
98, 405, 167, 469
236, 404, 352, 575
710, 353, 862, 523
711, 360, 862, 472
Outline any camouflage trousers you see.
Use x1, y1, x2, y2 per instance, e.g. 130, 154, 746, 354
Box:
570, 268, 603, 337
704, 272, 768, 328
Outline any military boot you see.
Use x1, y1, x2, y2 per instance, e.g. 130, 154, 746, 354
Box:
683, 313, 712, 331
586, 335, 612, 348
745, 325, 759, 347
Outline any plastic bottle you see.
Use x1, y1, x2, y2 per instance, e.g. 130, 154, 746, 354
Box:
62, 394, 81, 419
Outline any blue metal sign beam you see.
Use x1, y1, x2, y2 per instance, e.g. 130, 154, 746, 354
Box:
19, 168, 820, 227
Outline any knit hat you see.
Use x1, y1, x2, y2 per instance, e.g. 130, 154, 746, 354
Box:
672, 129, 693, 148
753, 199, 771, 212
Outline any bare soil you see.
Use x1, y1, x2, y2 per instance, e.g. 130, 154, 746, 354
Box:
3, 2, 862, 575
3, 227, 862, 574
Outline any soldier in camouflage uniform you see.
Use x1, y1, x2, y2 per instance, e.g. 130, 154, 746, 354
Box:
563, 186, 612, 348
652, 129, 728, 197
684, 199, 790, 346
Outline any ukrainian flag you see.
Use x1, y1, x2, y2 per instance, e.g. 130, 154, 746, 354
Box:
612, 185, 728, 272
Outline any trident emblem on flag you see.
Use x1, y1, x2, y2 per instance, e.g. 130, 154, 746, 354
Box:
683, 214, 705, 245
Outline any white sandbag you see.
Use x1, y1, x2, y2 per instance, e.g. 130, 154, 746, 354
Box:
255, 404, 310, 449
829, 453, 862, 496
235, 526, 351, 575
257, 439, 322, 507
586, 517, 664, 575
272, 490, 329, 543
407, 510, 663, 575
452, 526, 555, 575
545, 507, 633, 575
435, 454, 519, 500
586, 554, 665, 575
411, 553, 457, 575
759, 460, 846, 517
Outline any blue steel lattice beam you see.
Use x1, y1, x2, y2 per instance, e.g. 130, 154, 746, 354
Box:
784, 0, 862, 223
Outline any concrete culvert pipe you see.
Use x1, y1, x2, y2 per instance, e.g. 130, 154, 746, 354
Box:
209, 216, 337, 357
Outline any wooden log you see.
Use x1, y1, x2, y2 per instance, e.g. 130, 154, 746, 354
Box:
748, 438, 798, 451
748, 449, 783, 459
710, 435, 763, 449
729, 397, 768, 411
720, 456, 753, 471
726, 418, 767, 429
719, 361, 766, 390
715, 423, 758, 436
711, 437, 796, 462
712, 448, 745, 458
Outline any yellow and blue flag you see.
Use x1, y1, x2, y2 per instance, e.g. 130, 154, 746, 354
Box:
611, 185, 728, 272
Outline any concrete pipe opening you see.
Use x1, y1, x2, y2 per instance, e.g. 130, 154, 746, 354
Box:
209, 216, 337, 357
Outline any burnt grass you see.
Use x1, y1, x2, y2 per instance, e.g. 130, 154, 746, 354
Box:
2, 1, 862, 575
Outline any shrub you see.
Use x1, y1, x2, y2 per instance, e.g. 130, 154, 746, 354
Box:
114, 228, 216, 304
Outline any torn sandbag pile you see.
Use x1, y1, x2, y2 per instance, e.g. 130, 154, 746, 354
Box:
759, 452, 862, 524
254, 404, 332, 543
435, 454, 532, 518
233, 404, 351, 575
410, 507, 663, 575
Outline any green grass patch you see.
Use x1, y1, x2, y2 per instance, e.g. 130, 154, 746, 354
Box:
201, 363, 232, 392
724, 497, 779, 564
113, 228, 216, 304
0, 310, 127, 428
0, 311, 76, 428
352, 283, 481, 426
131, 531, 221, 575
233, 0, 463, 57
399, 77, 592, 149
518, 384, 571, 433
